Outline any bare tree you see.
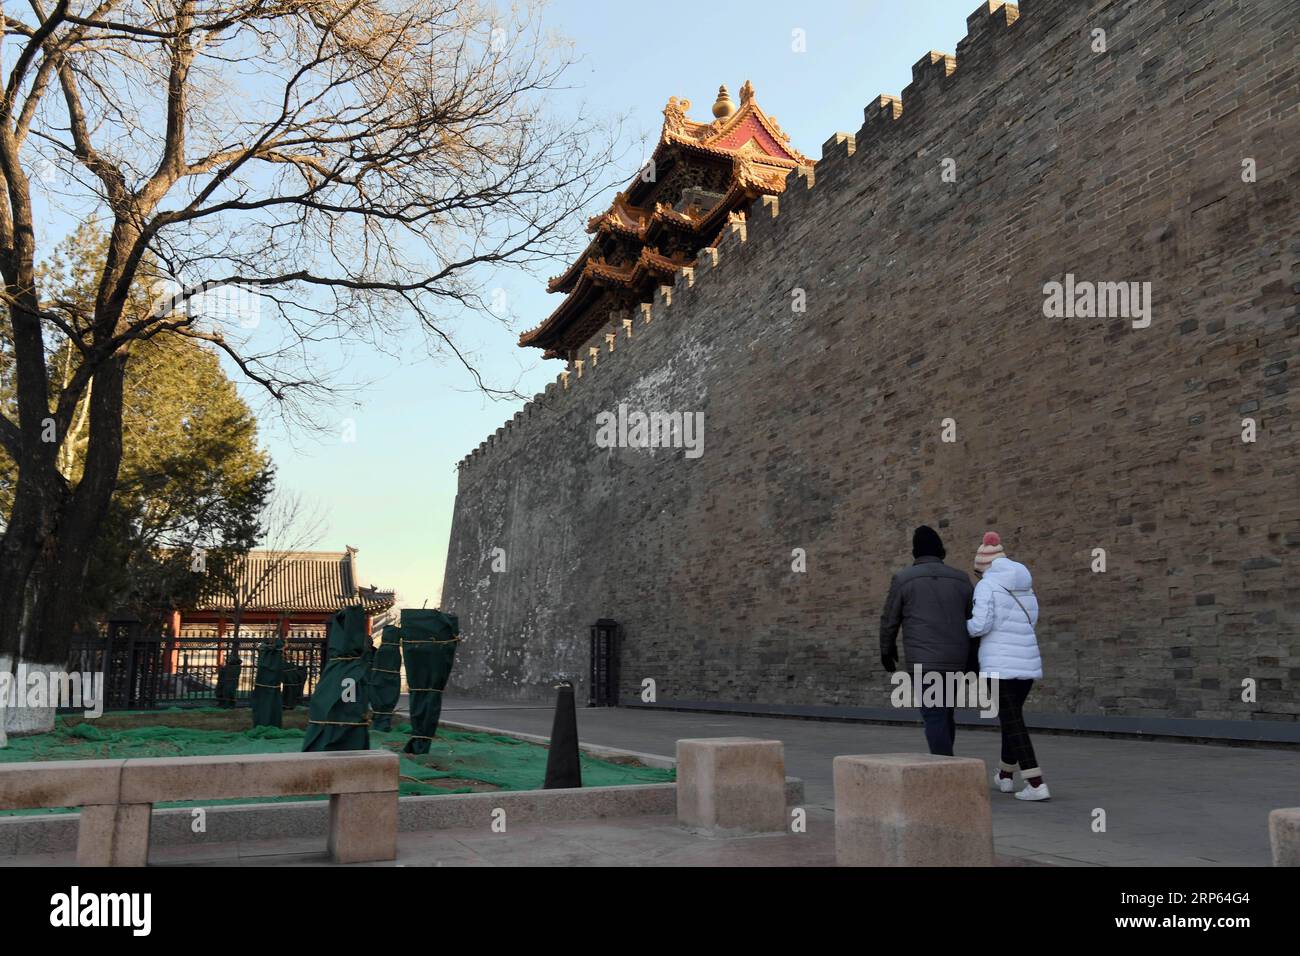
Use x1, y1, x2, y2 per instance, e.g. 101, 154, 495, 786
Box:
0, 0, 619, 694
204, 488, 328, 645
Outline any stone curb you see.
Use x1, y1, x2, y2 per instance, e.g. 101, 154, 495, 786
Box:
0, 726, 803, 858
439, 719, 678, 769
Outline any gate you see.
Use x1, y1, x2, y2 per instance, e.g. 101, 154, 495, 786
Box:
64, 626, 329, 711
588, 618, 620, 707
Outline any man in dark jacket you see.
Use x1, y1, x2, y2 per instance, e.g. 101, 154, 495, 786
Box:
879, 525, 974, 756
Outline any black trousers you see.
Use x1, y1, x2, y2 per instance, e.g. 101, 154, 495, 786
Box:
998, 678, 1040, 774
918, 670, 962, 756
920, 700, 956, 756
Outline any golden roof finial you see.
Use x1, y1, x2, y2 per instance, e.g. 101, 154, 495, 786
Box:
740, 80, 755, 103
712, 84, 735, 119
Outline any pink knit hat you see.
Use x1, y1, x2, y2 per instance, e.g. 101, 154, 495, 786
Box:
974, 531, 1006, 574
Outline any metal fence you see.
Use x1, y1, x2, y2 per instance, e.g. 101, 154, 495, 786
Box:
65, 629, 329, 711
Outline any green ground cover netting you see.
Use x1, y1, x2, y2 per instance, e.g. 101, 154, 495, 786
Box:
0, 709, 674, 815
400, 608, 458, 753
367, 625, 403, 731
303, 606, 371, 751
251, 638, 284, 728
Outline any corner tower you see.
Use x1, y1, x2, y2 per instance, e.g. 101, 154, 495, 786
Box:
518, 82, 812, 362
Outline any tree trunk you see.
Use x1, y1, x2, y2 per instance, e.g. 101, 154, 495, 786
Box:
0, 654, 8, 748
0, 429, 67, 741
0, 355, 128, 740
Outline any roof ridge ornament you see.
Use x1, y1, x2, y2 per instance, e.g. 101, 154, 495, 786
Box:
663, 96, 691, 133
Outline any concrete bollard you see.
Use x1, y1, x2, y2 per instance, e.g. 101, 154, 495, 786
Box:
834, 753, 993, 866
676, 737, 786, 833
1269, 808, 1300, 866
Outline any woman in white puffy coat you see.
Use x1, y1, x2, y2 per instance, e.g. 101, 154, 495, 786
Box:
967, 532, 1050, 801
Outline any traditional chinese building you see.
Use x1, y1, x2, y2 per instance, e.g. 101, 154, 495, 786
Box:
171, 546, 396, 642
519, 82, 812, 363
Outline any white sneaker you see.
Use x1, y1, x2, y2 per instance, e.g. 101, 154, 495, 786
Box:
1015, 782, 1051, 801
992, 771, 1015, 793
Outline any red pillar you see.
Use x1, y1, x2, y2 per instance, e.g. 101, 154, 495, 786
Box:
165, 609, 180, 674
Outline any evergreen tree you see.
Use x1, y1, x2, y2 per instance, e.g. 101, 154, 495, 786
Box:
1, 224, 273, 632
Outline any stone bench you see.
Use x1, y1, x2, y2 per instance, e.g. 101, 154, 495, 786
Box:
676, 737, 786, 833
0, 750, 398, 866
834, 753, 993, 866
1270, 808, 1300, 866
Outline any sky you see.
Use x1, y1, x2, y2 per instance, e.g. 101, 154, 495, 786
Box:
219, 0, 983, 607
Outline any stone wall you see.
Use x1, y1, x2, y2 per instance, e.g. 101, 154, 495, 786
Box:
441, 0, 1300, 721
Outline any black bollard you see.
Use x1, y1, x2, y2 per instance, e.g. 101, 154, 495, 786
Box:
543, 681, 583, 789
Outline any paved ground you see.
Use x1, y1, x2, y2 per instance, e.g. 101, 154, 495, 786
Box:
8, 697, 1292, 867
0, 811, 1032, 867
17, 812, 1034, 867
9, 812, 843, 868
435, 696, 1299, 867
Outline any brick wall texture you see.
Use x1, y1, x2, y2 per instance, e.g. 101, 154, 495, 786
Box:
440, 0, 1299, 720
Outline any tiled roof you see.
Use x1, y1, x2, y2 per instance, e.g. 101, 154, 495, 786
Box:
520, 82, 810, 357
196, 548, 395, 614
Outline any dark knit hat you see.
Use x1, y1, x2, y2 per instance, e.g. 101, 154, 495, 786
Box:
912, 525, 946, 560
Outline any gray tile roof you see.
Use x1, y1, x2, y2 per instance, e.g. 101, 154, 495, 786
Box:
196, 549, 395, 613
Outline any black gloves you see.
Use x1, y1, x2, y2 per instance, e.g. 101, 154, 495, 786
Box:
881, 653, 897, 674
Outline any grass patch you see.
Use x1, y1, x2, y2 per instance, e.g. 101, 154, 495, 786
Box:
0, 709, 674, 815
